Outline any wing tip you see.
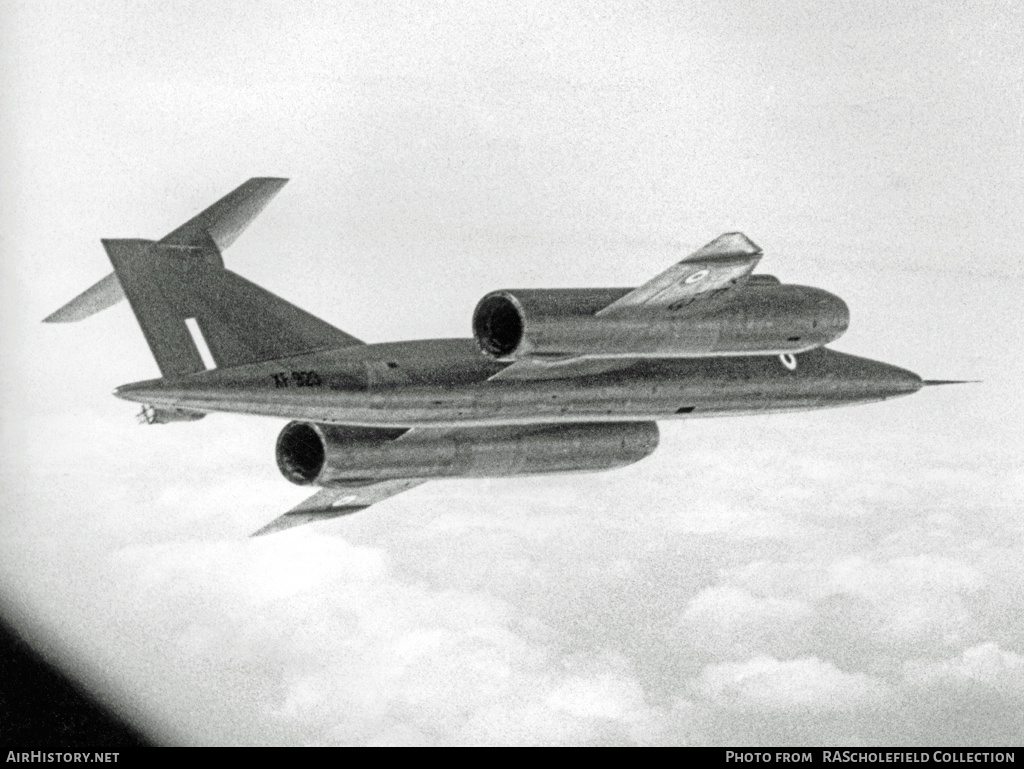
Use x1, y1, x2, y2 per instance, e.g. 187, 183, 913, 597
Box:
248, 176, 289, 187
693, 232, 762, 259
250, 506, 370, 537
42, 310, 70, 323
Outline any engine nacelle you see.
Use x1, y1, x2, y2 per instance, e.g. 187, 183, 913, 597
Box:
276, 420, 659, 486
472, 281, 849, 361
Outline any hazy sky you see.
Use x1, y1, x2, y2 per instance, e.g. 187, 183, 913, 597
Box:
1, 0, 1022, 746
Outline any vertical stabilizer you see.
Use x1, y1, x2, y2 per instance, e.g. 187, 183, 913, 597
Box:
48, 178, 363, 377
104, 237, 361, 378
103, 240, 207, 377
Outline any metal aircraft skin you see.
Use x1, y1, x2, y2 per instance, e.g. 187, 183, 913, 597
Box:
46, 178, 953, 536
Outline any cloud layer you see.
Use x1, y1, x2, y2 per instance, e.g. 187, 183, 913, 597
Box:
3, 404, 1015, 746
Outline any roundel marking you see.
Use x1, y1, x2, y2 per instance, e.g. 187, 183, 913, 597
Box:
780, 353, 798, 371
684, 269, 710, 284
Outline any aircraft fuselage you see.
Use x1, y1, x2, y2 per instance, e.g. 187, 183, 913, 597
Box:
114, 338, 923, 428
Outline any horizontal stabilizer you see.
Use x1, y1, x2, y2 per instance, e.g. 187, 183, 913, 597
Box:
252, 479, 426, 536
596, 232, 762, 317
44, 178, 289, 324
43, 272, 124, 323
160, 177, 288, 250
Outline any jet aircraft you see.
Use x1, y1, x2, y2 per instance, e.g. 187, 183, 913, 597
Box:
46, 178, 950, 535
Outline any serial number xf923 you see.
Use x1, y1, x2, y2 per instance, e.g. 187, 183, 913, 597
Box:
271, 371, 323, 389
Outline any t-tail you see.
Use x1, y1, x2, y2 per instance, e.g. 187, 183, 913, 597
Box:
45, 178, 362, 421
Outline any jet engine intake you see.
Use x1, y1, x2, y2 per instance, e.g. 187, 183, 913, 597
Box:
276, 420, 659, 486
472, 284, 848, 361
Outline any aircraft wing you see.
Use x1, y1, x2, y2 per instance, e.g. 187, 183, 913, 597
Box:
595, 232, 762, 317
251, 478, 426, 536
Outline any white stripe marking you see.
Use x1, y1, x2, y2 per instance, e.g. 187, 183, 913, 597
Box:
185, 317, 216, 370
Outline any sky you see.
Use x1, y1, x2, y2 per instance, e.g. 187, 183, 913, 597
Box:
1, 0, 1023, 746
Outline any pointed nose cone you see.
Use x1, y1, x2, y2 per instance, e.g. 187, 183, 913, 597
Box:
848, 355, 923, 399
882, 362, 924, 396
815, 349, 923, 404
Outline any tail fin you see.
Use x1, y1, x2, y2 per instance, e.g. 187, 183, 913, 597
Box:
48, 178, 363, 378
44, 177, 289, 323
